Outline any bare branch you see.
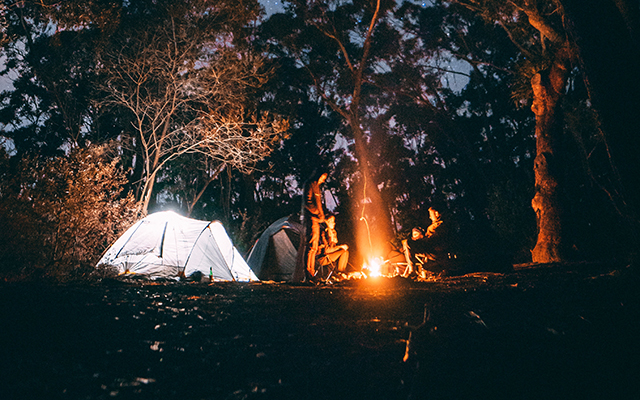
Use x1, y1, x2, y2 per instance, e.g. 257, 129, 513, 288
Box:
353, 0, 381, 108
315, 22, 355, 73
96, 16, 287, 214
496, 20, 536, 59
303, 61, 352, 121
521, 1, 562, 44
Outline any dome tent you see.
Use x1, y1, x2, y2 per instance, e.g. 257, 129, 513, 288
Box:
246, 216, 303, 282
97, 211, 258, 281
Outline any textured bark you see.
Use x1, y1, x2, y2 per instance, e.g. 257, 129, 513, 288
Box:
350, 119, 395, 255
307, 0, 395, 259
530, 46, 573, 263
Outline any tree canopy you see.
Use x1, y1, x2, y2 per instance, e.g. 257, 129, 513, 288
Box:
1, 0, 638, 279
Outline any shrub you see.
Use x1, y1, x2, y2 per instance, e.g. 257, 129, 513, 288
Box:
0, 144, 137, 281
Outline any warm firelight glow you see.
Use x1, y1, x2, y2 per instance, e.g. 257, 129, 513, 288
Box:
353, 178, 395, 279
363, 256, 385, 278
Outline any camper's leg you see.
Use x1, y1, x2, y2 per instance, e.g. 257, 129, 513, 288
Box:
306, 249, 316, 277
306, 217, 321, 278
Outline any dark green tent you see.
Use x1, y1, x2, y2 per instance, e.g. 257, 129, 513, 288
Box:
246, 216, 303, 282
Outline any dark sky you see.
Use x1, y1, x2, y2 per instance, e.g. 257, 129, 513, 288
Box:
260, 0, 285, 16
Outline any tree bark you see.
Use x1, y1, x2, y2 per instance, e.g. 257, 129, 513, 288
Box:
139, 169, 157, 216
350, 119, 395, 256
530, 46, 573, 263
309, 0, 395, 260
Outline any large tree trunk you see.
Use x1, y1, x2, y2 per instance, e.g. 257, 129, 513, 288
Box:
530, 47, 573, 263
350, 120, 395, 259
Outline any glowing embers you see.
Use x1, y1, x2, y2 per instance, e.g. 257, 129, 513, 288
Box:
362, 256, 386, 278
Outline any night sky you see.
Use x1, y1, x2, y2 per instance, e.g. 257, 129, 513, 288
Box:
260, 0, 285, 16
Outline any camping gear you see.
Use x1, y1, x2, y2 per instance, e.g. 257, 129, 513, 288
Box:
246, 216, 303, 281
96, 211, 258, 281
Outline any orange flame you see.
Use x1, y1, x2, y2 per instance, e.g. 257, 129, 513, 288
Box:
363, 256, 385, 278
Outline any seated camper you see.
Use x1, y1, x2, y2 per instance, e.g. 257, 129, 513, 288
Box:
402, 205, 452, 277
402, 227, 428, 277
316, 214, 349, 279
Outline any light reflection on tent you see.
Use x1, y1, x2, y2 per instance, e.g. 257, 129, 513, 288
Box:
97, 211, 257, 281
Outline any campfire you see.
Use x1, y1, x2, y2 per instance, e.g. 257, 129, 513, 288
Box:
362, 256, 384, 277
362, 256, 397, 278
355, 205, 401, 279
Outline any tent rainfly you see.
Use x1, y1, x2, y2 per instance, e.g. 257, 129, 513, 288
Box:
246, 216, 303, 282
97, 211, 258, 281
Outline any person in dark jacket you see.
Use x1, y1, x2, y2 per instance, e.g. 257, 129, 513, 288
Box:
402, 205, 451, 277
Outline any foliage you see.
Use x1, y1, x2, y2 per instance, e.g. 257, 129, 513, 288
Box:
0, 0, 107, 157
258, 0, 406, 249
95, 0, 287, 215
0, 0, 630, 271
0, 144, 137, 281
251, 1, 526, 257
444, 0, 635, 261
388, 1, 538, 245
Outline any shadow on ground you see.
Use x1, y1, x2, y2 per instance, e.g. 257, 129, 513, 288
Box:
1, 261, 639, 399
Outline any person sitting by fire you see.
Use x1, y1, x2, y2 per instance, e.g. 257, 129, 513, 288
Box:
317, 214, 349, 279
402, 205, 451, 278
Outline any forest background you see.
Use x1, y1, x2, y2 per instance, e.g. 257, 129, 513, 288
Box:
1, 0, 639, 281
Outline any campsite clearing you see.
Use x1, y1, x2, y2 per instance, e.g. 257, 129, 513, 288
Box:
1, 261, 639, 399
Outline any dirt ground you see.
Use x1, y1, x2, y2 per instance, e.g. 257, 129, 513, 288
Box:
1, 261, 639, 400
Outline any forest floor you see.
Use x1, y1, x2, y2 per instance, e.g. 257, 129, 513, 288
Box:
1, 261, 639, 400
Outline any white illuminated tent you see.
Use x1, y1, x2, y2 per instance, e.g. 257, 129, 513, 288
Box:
96, 211, 258, 281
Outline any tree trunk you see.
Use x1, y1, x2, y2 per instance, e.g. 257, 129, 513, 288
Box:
138, 169, 157, 217
530, 48, 572, 263
350, 119, 395, 258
